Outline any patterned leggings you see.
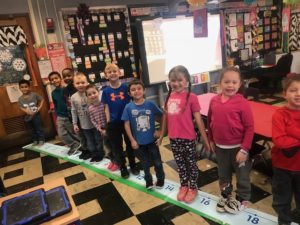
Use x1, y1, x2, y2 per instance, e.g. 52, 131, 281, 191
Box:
170, 138, 198, 189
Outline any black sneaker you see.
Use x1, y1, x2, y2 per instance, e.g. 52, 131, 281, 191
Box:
146, 180, 153, 190
90, 156, 103, 163
130, 165, 140, 175
120, 167, 129, 179
80, 152, 92, 160
155, 180, 164, 189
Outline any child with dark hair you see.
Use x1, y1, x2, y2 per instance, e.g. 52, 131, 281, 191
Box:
122, 79, 165, 189
48, 71, 81, 155
18, 79, 45, 145
157, 65, 210, 203
208, 66, 254, 214
272, 73, 300, 225
62, 68, 88, 159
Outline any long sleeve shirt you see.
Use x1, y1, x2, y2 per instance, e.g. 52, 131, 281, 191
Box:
272, 107, 300, 171
207, 94, 254, 151
88, 102, 106, 130
71, 92, 94, 129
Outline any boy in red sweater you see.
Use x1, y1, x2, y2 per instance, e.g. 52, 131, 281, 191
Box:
272, 74, 300, 225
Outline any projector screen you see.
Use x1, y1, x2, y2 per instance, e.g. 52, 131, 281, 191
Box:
137, 14, 223, 85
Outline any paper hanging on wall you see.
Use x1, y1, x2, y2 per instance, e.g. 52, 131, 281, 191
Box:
265, 42, 270, 49
240, 49, 249, 61
230, 39, 238, 52
229, 27, 237, 39
244, 13, 250, 25
245, 44, 252, 57
237, 14, 243, 26
229, 14, 237, 26
265, 33, 270, 41
265, 26, 270, 32
244, 32, 252, 44
37, 60, 53, 79
6, 84, 22, 103
271, 17, 277, 24
264, 18, 270, 25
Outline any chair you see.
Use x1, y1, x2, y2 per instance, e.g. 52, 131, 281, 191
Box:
258, 53, 293, 95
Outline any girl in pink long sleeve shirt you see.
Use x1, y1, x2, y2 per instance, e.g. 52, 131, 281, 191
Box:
208, 67, 254, 215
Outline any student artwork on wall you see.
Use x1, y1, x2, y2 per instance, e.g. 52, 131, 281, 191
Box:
225, 6, 280, 66
0, 45, 30, 86
62, 6, 136, 84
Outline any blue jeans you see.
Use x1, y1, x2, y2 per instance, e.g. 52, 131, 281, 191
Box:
26, 113, 44, 142
136, 142, 165, 183
82, 128, 104, 158
272, 167, 300, 224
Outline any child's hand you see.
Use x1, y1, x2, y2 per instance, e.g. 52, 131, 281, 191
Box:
156, 136, 163, 146
209, 141, 215, 152
154, 130, 161, 139
236, 149, 248, 164
99, 128, 106, 135
73, 125, 80, 133
131, 140, 139, 150
204, 142, 211, 152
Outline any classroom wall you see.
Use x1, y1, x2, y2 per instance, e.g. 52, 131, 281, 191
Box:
0, 0, 29, 14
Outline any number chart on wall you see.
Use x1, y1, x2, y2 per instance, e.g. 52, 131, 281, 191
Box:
62, 6, 136, 84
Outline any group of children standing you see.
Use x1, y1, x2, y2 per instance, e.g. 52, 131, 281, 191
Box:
18, 64, 299, 224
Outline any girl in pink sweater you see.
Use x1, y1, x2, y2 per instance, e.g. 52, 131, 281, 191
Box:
208, 67, 254, 214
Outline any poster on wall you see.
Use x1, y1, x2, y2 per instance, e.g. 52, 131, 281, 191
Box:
47, 43, 67, 74
193, 9, 208, 38
282, 7, 291, 32
37, 60, 53, 79
0, 45, 29, 86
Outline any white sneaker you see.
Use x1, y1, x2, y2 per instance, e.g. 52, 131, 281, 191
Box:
224, 197, 248, 214
216, 196, 227, 213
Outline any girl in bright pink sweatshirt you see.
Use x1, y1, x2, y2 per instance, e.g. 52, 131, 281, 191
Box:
208, 66, 254, 215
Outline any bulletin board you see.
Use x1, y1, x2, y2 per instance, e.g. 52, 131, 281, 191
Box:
225, 6, 280, 66
61, 6, 136, 84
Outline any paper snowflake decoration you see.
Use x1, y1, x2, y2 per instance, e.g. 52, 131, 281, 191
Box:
12, 58, 27, 71
0, 50, 13, 63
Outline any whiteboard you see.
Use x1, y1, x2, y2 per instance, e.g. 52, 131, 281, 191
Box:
138, 14, 223, 85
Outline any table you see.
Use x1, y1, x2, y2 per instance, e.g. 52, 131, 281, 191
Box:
0, 178, 80, 225
197, 93, 280, 139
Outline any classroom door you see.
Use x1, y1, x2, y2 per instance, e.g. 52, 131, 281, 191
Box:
0, 14, 54, 150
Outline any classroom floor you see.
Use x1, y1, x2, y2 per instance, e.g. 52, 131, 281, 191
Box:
0, 93, 296, 225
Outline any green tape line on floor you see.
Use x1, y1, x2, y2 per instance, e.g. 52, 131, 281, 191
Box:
23, 143, 281, 225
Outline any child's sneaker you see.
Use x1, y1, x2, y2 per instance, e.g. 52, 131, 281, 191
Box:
32, 141, 38, 146
120, 167, 129, 179
216, 196, 228, 213
177, 186, 189, 201
67, 142, 81, 155
155, 180, 164, 189
146, 180, 153, 190
38, 141, 45, 146
184, 189, 198, 204
130, 165, 140, 175
109, 163, 119, 172
224, 197, 248, 214
107, 162, 114, 170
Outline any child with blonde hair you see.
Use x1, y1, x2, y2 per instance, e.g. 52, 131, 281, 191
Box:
71, 73, 104, 162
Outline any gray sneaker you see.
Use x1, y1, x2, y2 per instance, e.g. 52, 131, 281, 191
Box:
32, 141, 39, 146
67, 142, 81, 155
38, 141, 45, 146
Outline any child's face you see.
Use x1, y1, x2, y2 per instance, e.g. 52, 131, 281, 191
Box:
284, 81, 300, 110
86, 87, 99, 103
105, 67, 120, 82
220, 71, 241, 97
49, 74, 62, 87
74, 76, 88, 92
129, 84, 144, 101
169, 72, 187, 93
62, 70, 73, 85
19, 83, 30, 94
